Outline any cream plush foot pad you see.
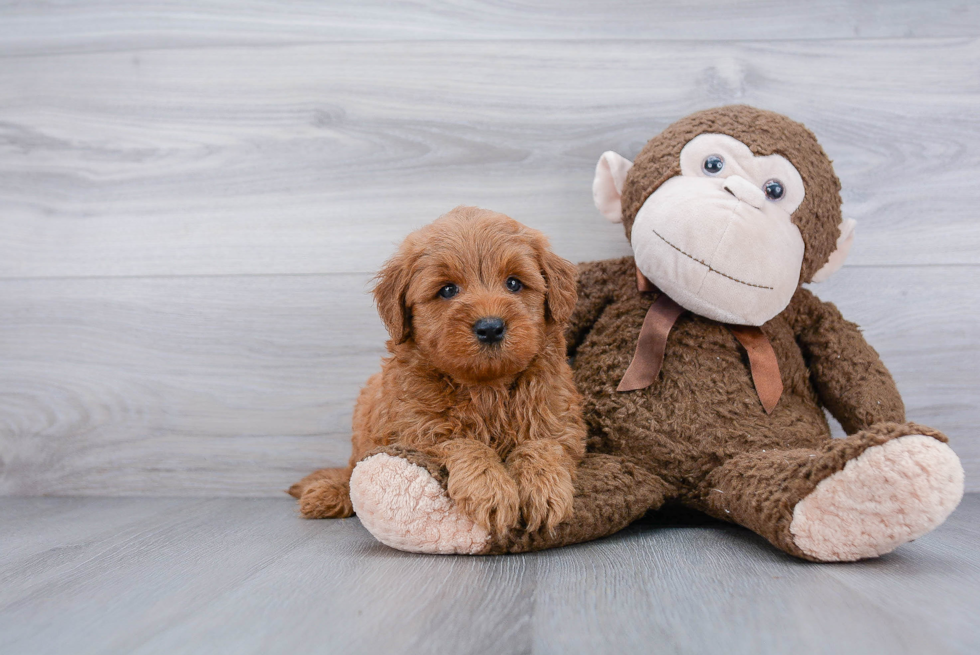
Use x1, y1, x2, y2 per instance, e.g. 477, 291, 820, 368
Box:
349, 453, 491, 554
791, 435, 964, 562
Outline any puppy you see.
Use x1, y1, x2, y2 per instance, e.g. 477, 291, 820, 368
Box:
289, 206, 586, 536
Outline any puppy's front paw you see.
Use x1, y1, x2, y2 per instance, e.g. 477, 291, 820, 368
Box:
446, 460, 520, 536
508, 445, 575, 534
519, 471, 575, 535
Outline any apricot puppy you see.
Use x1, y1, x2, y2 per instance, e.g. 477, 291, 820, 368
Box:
289, 206, 587, 536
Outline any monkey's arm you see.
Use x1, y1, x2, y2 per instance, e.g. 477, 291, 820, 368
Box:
785, 287, 905, 434
565, 257, 631, 357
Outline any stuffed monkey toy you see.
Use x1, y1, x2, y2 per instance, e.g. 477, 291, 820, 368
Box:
345, 105, 964, 561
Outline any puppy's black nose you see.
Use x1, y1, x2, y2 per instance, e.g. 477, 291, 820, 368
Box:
473, 317, 506, 345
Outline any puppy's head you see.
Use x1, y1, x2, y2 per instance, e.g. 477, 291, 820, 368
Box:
374, 206, 577, 385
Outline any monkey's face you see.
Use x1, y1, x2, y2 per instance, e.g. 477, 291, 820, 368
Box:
630, 134, 807, 325
593, 107, 855, 326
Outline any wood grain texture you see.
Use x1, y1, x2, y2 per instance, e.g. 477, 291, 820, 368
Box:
0, 266, 976, 496
1, 38, 979, 278
0, 2, 977, 498
0, 495, 977, 655
0, 274, 386, 496
1, 0, 978, 57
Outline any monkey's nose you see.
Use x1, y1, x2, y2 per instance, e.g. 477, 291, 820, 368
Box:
473, 317, 506, 345
723, 175, 766, 209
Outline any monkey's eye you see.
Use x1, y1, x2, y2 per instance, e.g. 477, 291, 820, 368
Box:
505, 277, 523, 293
763, 179, 785, 201
702, 155, 725, 175
438, 283, 459, 299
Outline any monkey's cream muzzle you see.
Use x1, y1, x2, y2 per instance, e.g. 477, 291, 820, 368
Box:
631, 174, 805, 326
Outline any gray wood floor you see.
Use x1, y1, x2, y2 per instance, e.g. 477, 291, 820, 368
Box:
0, 494, 977, 655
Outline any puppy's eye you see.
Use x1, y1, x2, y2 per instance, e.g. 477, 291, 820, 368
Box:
438, 283, 459, 299
505, 277, 523, 293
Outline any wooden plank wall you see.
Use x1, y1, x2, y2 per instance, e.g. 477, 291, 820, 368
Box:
0, 1, 977, 496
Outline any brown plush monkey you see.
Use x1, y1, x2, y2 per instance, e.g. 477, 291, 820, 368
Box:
345, 106, 964, 561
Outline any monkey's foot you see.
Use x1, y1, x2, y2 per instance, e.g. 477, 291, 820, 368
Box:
349, 453, 491, 554
790, 435, 964, 561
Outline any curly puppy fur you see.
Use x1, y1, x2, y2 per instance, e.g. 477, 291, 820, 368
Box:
290, 206, 587, 536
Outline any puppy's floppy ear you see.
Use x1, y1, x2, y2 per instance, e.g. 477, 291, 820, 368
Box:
373, 244, 417, 343
536, 242, 578, 326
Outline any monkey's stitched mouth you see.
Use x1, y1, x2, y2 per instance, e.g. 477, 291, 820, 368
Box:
650, 228, 773, 291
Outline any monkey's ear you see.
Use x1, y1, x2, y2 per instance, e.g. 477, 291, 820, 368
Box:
810, 218, 857, 283
373, 248, 416, 343
593, 151, 633, 224
539, 248, 578, 326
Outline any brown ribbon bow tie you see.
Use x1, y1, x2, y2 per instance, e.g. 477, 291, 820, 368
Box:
617, 269, 784, 415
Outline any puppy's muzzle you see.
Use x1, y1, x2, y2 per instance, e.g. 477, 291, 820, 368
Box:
473, 317, 506, 345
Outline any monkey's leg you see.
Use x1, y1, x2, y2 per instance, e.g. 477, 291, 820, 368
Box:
349, 445, 673, 555
697, 422, 963, 562
348, 445, 491, 554
493, 453, 673, 554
